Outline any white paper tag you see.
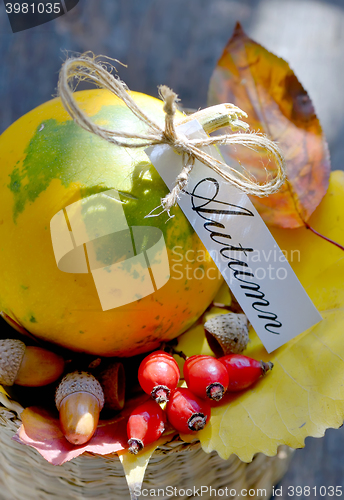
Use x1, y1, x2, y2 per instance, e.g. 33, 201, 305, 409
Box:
146, 119, 322, 353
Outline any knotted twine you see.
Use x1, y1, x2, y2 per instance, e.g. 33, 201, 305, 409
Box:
58, 54, 286, 213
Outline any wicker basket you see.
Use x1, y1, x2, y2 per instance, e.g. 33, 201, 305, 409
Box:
0, 404, 293, 500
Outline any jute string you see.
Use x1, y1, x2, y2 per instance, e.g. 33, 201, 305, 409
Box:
58, 54, 286, 212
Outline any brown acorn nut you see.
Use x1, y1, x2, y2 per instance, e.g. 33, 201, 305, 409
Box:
55, 371, 105, 445
0, 339, 65, 387
97, 361, 125, 411
204, 313, 249, 357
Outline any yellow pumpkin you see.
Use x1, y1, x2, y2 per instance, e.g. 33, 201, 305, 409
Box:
0, 89, 222, 356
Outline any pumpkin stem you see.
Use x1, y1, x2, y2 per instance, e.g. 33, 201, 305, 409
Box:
177, 103, 249, 134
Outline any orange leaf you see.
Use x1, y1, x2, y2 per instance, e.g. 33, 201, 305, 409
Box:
208, 22, 330, 228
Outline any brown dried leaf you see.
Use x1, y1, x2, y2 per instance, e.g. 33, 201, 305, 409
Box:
208, 23, 331, 228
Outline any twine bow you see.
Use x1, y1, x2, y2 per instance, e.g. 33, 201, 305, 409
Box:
58, 54, 286, 212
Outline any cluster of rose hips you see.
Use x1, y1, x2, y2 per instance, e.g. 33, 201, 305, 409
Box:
127, 350, 273, 454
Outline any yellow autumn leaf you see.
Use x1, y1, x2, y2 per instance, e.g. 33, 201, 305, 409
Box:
119, 442, 160, 500
212, 281, 232, 307
119, 432, 176, 499
180, 171, 344, 462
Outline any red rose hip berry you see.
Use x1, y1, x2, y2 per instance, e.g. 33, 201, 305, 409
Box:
138, 350, 180, 403
219, 354, 273, 392
183, 355, 229, 401
127, 399, 166, 454
166, 388, 211, 434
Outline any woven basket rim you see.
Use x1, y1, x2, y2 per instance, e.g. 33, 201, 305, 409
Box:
0, 396, 294, 500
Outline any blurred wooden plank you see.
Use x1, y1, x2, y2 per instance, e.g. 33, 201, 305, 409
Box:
274, 427, 344, 497
250, 0, 344, 170
0, 0, 343, 168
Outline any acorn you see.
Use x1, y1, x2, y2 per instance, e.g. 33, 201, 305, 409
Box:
55, 371, 104, 445
0, 338, 65, 387
97, 361, 125, 411
204, 313, 249, 356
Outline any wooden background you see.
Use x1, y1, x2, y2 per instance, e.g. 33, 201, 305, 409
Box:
0, 0, 344, 497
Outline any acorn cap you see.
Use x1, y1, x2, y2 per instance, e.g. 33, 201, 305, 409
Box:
97, 361, 125, 411
55, 371, 105, 411
0, 339, 26, 386
204, 313, 249, 356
